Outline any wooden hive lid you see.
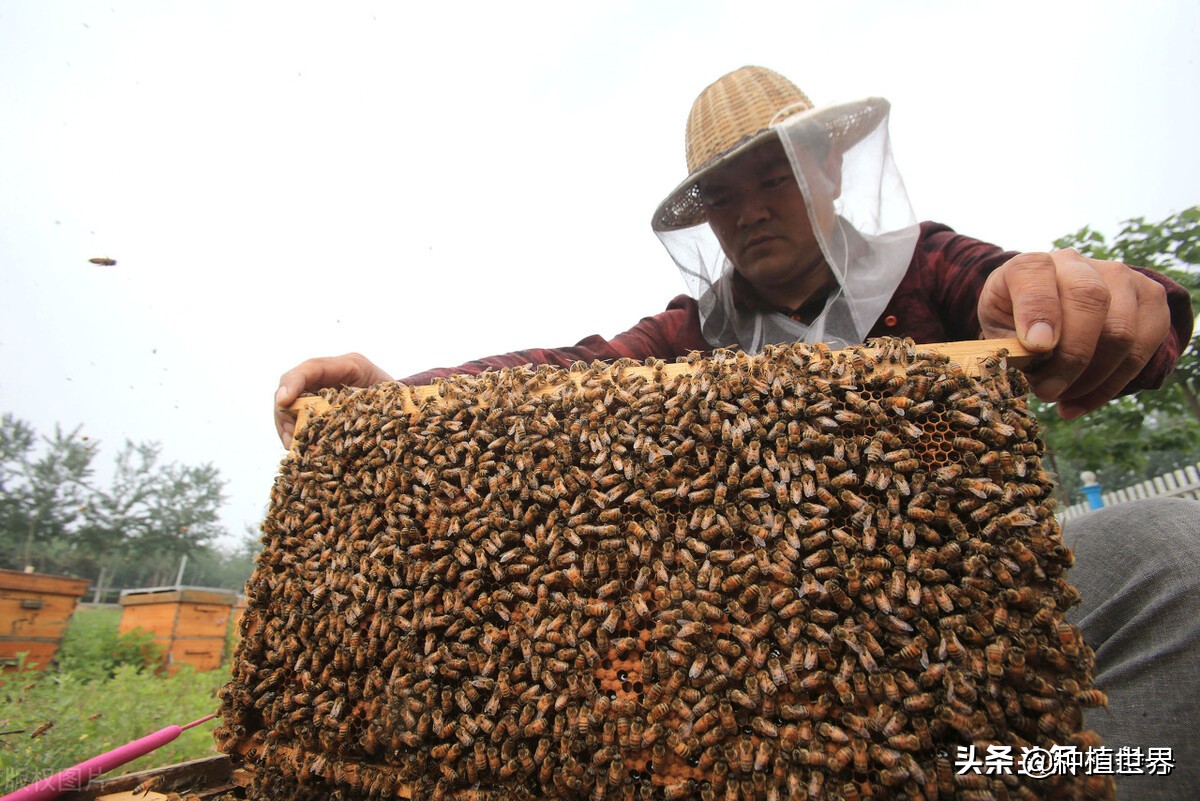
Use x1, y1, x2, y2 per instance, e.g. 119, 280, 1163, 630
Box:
0, 567, 91, 596
119, 586, 239, 607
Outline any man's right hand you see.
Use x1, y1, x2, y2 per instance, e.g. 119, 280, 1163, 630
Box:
977, 249, 1172, 420
274, 353, 393, 447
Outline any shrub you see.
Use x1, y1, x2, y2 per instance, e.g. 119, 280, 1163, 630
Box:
0, 609, 228, 792
55, 607, 163, 681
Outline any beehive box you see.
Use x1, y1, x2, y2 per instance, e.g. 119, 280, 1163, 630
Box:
0, 568, 91, 672
119, 587, 238, 674
218, 338, 1112, 801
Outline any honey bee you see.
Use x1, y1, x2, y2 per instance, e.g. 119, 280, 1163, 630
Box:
663, 780, 695, 801
834, 409, 865, 426
1070, 690, 1104, 705
979, 348, 1009, 371
884, 732, 920, 753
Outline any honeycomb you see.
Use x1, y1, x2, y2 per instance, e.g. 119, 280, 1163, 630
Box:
217, 339, 1112, 801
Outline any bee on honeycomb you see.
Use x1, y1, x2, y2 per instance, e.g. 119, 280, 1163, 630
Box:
218, 338, 1111, 801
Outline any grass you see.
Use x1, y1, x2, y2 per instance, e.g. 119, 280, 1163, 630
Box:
0, 606, 231, 793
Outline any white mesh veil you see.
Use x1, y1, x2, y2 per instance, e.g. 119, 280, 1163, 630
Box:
653, 98, 919, 353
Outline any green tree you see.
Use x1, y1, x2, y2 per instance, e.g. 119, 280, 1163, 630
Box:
1037, 207, 1200, 501
0, 416, 232, 588
81, 441, 229, 587
186, 526, 262, 591
0, 415, 97, 572
0, 415, 37, 566
132, 460, 227, 586
75, 440, 164, 594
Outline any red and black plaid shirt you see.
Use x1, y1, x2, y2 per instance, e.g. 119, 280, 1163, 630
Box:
401, 222, 1192, 395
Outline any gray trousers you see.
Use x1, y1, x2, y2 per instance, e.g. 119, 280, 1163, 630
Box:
1064, 497, 1200, 800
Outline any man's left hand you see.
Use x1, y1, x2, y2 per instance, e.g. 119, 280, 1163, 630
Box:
977, 248, 1171, 420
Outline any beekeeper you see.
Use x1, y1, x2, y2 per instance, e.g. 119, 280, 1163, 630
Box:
275, 67, 1189, 445
273, 66, 1199, 799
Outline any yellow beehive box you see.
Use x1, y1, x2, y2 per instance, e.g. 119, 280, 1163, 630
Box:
0, 568, 91, 672
119, 587, 238, 674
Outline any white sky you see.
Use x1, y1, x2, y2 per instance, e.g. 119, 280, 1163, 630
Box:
2, 0, 1197, 551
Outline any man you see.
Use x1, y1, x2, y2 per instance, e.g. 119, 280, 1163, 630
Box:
274, 67, 1197, 798
275, 68, 1188, 444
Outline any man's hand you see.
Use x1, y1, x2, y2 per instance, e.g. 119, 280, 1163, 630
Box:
274, 353, 394, 447
978, 249, 1171, 420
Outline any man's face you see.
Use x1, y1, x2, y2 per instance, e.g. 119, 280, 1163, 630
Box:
699, 137, 834, 311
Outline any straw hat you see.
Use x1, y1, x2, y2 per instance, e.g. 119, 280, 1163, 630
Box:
652, 66, 885, 231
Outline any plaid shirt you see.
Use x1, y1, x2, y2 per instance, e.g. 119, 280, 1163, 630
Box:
400, 222, 1192, 395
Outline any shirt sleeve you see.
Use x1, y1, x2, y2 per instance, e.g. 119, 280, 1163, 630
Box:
1123, 268, 1193, 392
397, 294, 707, 386
916, 223, 1016, 341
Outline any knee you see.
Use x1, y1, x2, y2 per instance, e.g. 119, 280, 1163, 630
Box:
1064, 497, 1200, 567
1063, 498, 1200, 622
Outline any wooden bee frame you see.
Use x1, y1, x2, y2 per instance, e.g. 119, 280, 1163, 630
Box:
285, 340, 1033, 444
221, 337, 1114, 801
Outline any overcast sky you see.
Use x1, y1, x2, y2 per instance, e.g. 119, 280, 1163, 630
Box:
2, 1, 1197, 554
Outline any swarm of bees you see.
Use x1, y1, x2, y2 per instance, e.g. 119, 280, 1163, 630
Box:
217, 339, 1112, 801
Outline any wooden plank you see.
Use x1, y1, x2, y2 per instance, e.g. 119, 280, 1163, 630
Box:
285, 337, 1033, 444
925, 338, 1032, 372
118, 604, 180, 638
119, 589, 238, 607
168, 637, 227, 672
174, 604, 234, 638
0, 569, 90, 597
57, 754, 233, 800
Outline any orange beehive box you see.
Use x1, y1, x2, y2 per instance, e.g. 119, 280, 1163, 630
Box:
0, 568, 91, 672
119, 587, 238, 674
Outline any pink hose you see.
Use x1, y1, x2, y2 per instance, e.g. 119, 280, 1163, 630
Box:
2, 715, 214, 801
